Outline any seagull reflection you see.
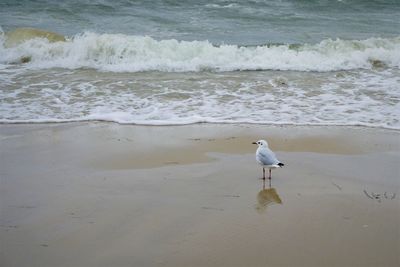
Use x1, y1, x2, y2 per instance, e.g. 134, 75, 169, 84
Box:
255, 179, 282, 213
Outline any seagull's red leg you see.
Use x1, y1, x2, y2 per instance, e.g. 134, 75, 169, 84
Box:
269, 169, 272, 180
263, 168, 265, 180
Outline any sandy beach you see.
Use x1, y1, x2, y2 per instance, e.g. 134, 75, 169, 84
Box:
0, 123, 399, 267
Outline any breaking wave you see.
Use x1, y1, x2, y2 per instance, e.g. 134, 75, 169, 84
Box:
1, 30, 399, 72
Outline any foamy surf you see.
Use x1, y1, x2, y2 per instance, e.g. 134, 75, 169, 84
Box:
1, 26, 399, 130
1, 67, 399, 129
1, 31, 399, 72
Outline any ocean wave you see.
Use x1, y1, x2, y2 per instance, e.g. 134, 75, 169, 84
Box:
1, 30, 399, 72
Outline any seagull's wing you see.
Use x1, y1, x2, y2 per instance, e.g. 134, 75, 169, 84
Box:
257, 148, 279, 166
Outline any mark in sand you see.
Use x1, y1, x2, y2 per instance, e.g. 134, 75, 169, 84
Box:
363, 190, 396, 202
202, 207, 224, 211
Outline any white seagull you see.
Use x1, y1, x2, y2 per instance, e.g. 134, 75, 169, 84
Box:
252, 139, 284, 180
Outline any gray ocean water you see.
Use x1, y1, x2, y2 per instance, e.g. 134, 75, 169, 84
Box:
0, 0, 399, 128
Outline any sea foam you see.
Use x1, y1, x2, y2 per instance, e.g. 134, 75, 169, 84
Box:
1, 31, 399, 72
1, 68, 399, 129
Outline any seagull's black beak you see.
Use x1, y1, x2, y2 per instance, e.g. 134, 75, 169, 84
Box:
252, 142, 257, 144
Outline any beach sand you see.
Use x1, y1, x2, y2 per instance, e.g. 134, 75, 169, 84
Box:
1, 123, 399, 267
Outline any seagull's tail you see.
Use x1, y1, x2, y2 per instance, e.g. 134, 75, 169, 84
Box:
278, 162, 284, 167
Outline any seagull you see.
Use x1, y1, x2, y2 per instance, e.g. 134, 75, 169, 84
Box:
252, 140, 284, 180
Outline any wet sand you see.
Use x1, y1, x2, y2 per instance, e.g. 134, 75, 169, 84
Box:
1, 123, 399, 267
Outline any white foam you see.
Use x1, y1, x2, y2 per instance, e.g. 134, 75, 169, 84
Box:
1, 37, 399, 130
1, 69, 399, 129
1, 32, 399, 72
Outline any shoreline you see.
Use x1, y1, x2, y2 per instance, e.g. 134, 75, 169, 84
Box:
1, 120, 400, 131
1, 122, 399, 267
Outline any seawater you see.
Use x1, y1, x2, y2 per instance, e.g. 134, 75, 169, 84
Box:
0, 0, 399, 129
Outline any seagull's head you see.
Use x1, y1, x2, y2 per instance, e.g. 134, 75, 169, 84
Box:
252, 139, 268, 147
